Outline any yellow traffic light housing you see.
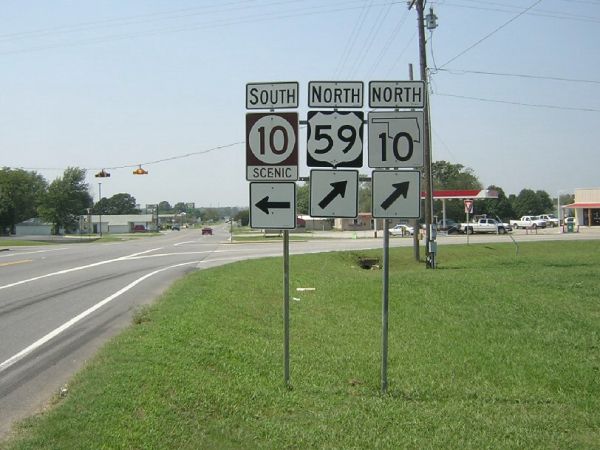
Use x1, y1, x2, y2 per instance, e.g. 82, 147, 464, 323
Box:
133, 165, 148, 175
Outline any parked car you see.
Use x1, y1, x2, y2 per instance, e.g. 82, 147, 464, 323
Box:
537, 214, 559, 227
171, 224, 180, 231
202, 227, 213, 235
389, 224, 414, 236
437, 219, 460, 234
564, 217, 576, 225
133, 225, 146, 232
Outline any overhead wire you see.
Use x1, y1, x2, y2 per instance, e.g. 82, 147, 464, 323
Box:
332, 0, 374, 78
435, 68, 600, 85
439, 0, 543, 68
433, 92, 600, 113
347, 0, 394, 79
0, 0, 380, 57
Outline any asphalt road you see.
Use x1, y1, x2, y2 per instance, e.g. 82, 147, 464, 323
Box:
1, 225, 597, 439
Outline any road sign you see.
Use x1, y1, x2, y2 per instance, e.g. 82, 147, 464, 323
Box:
306, 111, 363, 168
369, 80, 425, 109
464, 199, 474, 214
308, 81, 363, 108
372, 170, 421, 218
309, 170, 358, 218
250, 182, 296, 229
246, 82, 299, 109
368, 111, 424, 168
246, 112, 298, 181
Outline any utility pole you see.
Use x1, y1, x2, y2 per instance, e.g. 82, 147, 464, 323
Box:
410, 0, 435, 268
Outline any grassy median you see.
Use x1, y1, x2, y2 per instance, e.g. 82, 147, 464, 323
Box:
4, 241, 600, 449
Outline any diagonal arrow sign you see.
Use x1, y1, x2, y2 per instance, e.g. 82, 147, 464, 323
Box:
256, 196, 291, 214
318, 181, 348, 209
381, 181, 410, 210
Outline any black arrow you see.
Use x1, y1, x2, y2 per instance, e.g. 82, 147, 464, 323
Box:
381, 181, 410, 210
256, 196, 291, 214
318, 181, 348, 209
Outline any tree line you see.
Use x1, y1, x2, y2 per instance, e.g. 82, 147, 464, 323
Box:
1, 162, 574, 234
0, 167, 241, 235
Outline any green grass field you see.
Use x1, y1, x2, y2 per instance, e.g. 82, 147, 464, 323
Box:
3, 241, 599, 449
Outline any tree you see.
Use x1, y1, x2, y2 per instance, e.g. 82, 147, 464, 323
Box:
93, 193, 139, 215
432, 161, 481, 190
358, 181, 371, 213
158, 201, 172, 213
432, 161, 482, 220
233, 209, 249, 226
296, 183, 309, 215
172, 202, 188, 213
0, 168, 47, 234
511, 189, 553, 217
477, 185, 515, 220
39, 167, 92, 234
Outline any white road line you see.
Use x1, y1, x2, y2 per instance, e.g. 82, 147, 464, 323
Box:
0, 248, 163, 291
0, 247, 69, 259
0, 260, 202, 374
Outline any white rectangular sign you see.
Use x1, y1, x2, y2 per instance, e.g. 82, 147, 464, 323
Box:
369, 81, 425, 109
308, 81, 363, 108
246, 82, 299, 109
372, 170, 421, 219
250, 182, 297, 229
368, 111, 424, 168
309, 170, 358, 218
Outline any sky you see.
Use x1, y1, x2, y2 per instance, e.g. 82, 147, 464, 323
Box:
1, 0, 599, 208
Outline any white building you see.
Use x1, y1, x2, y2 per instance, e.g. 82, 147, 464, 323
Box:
564, 188, 600, 226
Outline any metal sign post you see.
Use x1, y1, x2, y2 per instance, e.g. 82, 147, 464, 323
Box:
283, 230, 290, 387
381, 218, 390, 394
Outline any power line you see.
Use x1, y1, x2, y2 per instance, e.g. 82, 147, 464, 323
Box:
14, 141, 245, 172
434, 92, 600, 112
439, 0, 543, 68
435, 1, 600, 24
436, 68, 600, 85
1, 0, 381, 57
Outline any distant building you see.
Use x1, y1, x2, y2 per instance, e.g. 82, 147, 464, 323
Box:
85, 214, 155, 234
564, 188, 600, 226
15, 218, 62, 236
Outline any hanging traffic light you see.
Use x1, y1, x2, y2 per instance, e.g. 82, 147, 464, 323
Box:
133, 165, 148, 175
95, 169, 111, 178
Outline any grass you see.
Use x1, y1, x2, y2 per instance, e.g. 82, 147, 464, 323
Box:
3, 241, 600, 449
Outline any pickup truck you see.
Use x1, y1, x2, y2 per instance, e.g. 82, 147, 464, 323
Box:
536, 214, 559, 227
510, 216, 547, 229
459, 218, 508, 234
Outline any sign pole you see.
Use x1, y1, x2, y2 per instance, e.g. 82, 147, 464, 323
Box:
283, 229, 290, 388
381, 218, 390, 394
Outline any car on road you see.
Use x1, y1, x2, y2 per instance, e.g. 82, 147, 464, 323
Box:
388, 224, 414, 236
202, 227, 213, 235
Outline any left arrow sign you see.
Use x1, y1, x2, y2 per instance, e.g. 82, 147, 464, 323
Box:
256, 196, 291, 214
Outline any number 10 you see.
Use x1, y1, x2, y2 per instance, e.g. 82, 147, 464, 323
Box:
378, 132, 413, 162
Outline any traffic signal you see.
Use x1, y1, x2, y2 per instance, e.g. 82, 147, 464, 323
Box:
95, 169, 110, 178
133, 166, 148, 175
